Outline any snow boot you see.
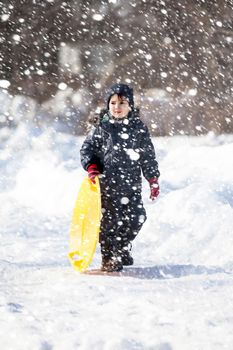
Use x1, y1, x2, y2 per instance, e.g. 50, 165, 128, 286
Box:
121, 250, 134, 266
120, 243, 134, 266
101, 256, 123, 272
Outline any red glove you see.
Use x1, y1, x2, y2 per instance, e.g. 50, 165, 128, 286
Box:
148, 177, 160, 200
87, 164, 100, 184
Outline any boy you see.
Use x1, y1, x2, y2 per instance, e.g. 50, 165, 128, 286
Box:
80, 83, 160, 272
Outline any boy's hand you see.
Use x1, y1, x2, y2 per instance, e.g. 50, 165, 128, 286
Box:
87, 164, 100, 184
148, 177, 160, 200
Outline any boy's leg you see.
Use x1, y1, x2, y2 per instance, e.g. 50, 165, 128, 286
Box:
99, 191, 146, 269
99, 200, 121, 256
117, 199, 147, 265
99, 201, 124, 271
121, 198, 147, 241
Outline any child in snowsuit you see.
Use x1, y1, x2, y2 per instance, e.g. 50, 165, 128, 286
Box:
80, 83, 160, 272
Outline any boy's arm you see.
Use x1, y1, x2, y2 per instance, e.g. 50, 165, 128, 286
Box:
140, 125, 160, 180
139, 125, 160, 200
80, 126, 103, 172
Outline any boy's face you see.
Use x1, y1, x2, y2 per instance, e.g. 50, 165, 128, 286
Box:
109, 94, 131, 119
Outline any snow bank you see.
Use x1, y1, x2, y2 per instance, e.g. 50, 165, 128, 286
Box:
0, 124, 233, 349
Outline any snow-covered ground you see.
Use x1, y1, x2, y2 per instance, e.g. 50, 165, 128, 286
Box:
0, 123, 233, 350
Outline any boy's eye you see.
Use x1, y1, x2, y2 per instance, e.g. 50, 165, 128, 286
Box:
110, 100, 127, 105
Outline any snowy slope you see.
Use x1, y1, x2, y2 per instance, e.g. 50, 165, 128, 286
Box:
0, 124, 233, 350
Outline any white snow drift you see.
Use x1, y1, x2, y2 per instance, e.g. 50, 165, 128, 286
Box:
0, 123, 233, 350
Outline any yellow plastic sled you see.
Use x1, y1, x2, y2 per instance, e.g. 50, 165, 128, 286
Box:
68, 177, 101, 272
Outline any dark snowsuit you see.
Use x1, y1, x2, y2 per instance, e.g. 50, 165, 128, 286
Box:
80, 110, 160, 258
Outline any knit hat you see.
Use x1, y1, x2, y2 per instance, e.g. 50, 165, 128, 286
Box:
106, 83, 134, 110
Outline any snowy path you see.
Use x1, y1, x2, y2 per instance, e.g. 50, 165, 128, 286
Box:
1, 259, 233, 350
1, 125, 233, 349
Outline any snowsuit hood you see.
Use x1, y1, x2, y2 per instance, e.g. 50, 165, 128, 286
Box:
106, 83, 134, 110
